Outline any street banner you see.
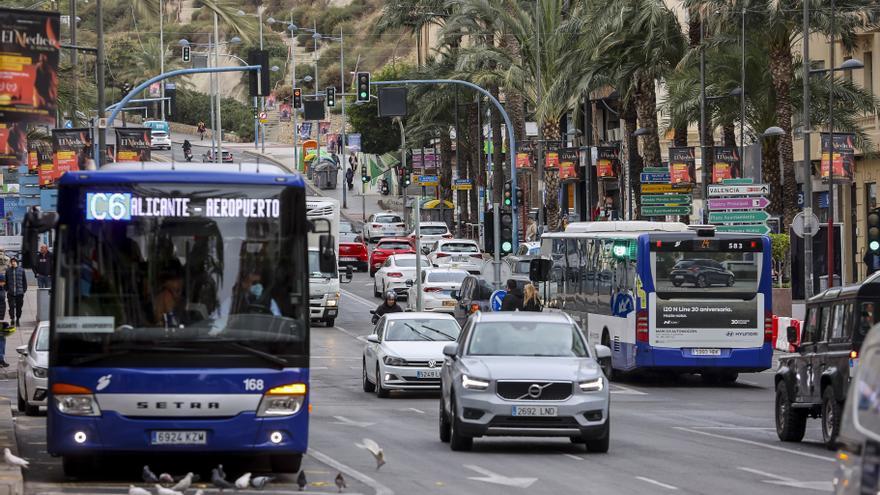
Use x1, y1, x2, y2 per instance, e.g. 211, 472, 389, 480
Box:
347, 133, 361, 152
299, 122, 312, 139
0, 123, 26, 167
27, 138, 50, 174
148, 82, 161, 98
516, 140, 534, 169
279, 103, 291, 122
668, 147, 696, 184
712, 146, 741, 184
318, 121, 331, 135
543, 140, 561, 169
596, 146, 619, 179
51, 127, 90, 180
820, 133, 855, 181
0, 8, 60, 127
114, 128, 151, 162
558, 147, 578, 180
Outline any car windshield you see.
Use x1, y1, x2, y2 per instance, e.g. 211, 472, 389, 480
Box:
421, 226, 448, 235
309, 251, 338, 278
427, 272, 467, 283
376, 215, 402, 224
340, 221, 355, 233
378, 242, 411, 251
468, 322, 588, 357
394, 258, 427, 267
35, 326, 49, 351
385, 319, 460, 341
441, 242, 478, 253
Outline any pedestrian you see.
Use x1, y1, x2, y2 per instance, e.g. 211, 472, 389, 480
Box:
34, 244, 52, 289
5, 258, 26, 327
500, 279, 524, 311
522, 283, 542, 312
526, 218, 537, 242
0, 274, 9, 367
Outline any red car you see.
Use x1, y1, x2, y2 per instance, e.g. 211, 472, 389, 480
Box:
339, 240, 369, 272
369, 237, 415, 276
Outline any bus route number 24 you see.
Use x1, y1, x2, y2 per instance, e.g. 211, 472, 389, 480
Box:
243, 378, 265, 391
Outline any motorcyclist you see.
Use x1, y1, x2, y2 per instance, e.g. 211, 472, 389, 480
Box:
371, 291, 402, 324
182, 140, 193, 161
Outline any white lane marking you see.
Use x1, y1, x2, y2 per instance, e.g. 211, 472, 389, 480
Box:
313, 356, 360, 360
464, 464, 538, 488
737, 467, 791, 482
739, 380, 759, 386
406, 407, 425, 414
635, 477, 678, 490
342, 289, 378, 308
691, 426, 776, 430
334, 324, 369, 343
562, 454, 584, 461
309, 448, 394, 495
675, 427, 835, 462
610, 384, 647, 395
333, 415, 376, 428
739, 467, 835, 491
311, 366, 329, 370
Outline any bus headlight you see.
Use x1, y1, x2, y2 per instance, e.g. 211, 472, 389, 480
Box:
52, 383, 101, 416
257, 383, 307, 417
579, 377, 605, 392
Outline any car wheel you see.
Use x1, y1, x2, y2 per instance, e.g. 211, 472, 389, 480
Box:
370, 268, 376, 278
775, 382, 807, 442
24, 401, 38, 416
696, 275, 708, 288
362, 359, 375, 393
726, 276, 735, 287
375, 365, 389, 398
374, 280, 381, 298
16, 386, 25, 413
448, 396, 473, 451
324, 317, 335, 327
586, 419, 610, 453
672, 281, 682, 287
439, 397, 451, 443
821, 386, 842, 449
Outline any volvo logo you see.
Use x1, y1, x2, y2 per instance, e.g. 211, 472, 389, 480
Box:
428, 360, 437, 368
528, 384, 545, 398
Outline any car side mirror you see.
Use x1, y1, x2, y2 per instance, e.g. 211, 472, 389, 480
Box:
786, 326, 798, 346
529, 258, 552, 282
406, 280, 413, 287
340, 265, 353, 283
443, 343, 458, 357
421, 246, 431, 255
367, 334, 379, 344
594, 344, 611, 360
450, 290, 459, 300
15, 345, 26, 356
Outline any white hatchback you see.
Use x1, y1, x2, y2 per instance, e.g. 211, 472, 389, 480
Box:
428, 239, 483, 274
364, 212, 406, 242
17, 321, 48, 416
406, 268, 469, 313
374, 254, 431, 299
408, 222, 453, 246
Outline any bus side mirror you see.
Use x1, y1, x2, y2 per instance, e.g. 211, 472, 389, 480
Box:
529, 258, 552, 282
22, 207, 57, 270
319, 233, 336, 274
786, 326, 798, 348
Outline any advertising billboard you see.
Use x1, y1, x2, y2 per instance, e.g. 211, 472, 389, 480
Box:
114, 128, 151, 162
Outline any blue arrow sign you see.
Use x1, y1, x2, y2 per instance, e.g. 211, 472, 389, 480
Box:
64, 120, 73, 128
640, 172, 671, 183
490, 290, 507, 311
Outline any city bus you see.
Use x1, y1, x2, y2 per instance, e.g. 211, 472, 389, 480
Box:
540, 221, 773, 383
23, 162, 325, 477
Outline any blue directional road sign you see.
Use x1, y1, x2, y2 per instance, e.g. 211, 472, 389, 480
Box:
64, 120, 72, 128
490, 290, 507, 312
640, 172, 671, 183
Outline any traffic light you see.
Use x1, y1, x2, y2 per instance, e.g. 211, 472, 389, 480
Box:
484, 210, 495, 254
503, 182, 512, 207
403, 172, 411, 187
326, 87, 336, 107
500, 210, 514, 254
247, 49, 270, 97
515, 187, 524, 206
361, 165, 370, 183
182, 45, 191, 63
356, 72, 371, 102
293, 88, 302, 109
868, 208, 880, 255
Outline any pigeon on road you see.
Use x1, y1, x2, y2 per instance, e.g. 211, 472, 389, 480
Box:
142, 466, 159, 483
128, 485, 151, 495
296, 470, 307, 491
155, 484, 183, 495
335, 473, 346, 492
159, 473, 175, 485
235, 472, 251, 490
211, 468, 235, 491
170, 472, 193, 492
216, 464, 226, 479
357, 438, 385, 470
3, 449, 28, 469
251, 476, 274, 490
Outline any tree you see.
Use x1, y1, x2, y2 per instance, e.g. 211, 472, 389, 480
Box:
347, 64, 414, 154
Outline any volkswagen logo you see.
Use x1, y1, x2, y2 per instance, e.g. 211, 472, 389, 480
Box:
427, 360, 437, 368
528, 384, 543, 398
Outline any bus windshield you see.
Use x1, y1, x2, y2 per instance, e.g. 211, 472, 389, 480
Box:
651, 239, 761, 297
54, 183, 309, 366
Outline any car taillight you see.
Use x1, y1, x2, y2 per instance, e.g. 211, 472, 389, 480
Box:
636, 310, 649, 342
395, 223, 405, 227
424, 287, 442, 292
851, 350, 859, 359
443, 233, 453, 238
436, 253, 450, 258
764, 310, 773, 343
470, 254, 483, 258
372, 224, 381, 228
388, 272, 403, 278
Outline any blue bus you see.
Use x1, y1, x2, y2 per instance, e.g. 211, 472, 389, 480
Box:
23, 163, 322, 477
541, 221, 773, 383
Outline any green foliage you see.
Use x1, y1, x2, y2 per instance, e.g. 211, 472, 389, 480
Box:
175, 88, 255, 141
347, 64, 414, 154
769, 234, 790, 264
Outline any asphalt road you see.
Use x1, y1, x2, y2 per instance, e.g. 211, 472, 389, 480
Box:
2, 270, 839, 494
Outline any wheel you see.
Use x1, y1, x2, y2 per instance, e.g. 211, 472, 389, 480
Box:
600, 332, 614, 381
586, 420, 610, 453
16, 386, 25, 413
696, 275, 708, 288
821, 386, 843, 449
672, 281, 682, 287
324, 318, 335, 327
370, 269, 376, 278
24, 401, 38, 416
362, 360, 376, 392
448, 396, 473, 451
374, 281, 381, 298
375, 365, 389, 398
270, 454, 302, 473
775, 382, 807, 442
62, 456, 95, 479
439, 397, 451, 443
700, 372, 720, 385
726, 276, 735, 287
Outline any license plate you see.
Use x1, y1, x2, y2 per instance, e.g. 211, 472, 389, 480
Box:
442, 300, 455, 307
512, 406, 557, 417
454, 256, 465, 262
692, 348, 721, 356
416, 370, 440, 379
151, 430, 207, 445
340, 256, 357, 261
673, 275, 684, 280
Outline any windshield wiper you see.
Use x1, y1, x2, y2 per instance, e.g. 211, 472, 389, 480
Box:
404, 323, 434, 341
173, 339, 289, 369
421, 325, 456, 341
71, 345, 210, 365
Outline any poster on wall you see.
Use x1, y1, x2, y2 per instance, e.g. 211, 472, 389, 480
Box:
712, 147, 741, 184
0, 8, 60, 127
0, 123, 26, 167
544, 140, 561, 169
27, 139, 51, 174
820, 133, 855, 181
668, 146, 696, 184
114, 128, 151, 162
558, 147, 579, 180
279, 103, 291, 122
516, 140, 534, 169
51, 128, 90, 181
596, 146, 619, 179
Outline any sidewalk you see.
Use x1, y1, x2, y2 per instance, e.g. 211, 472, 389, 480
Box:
0, 289, 38, 379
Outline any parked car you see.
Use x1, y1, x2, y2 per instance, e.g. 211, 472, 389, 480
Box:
202, 149, 234, 163
451, 275, 496, 324
17, 321, 48, 416
364, 212, 406, 243
669, 258, 735, 288
374, 254, 431, 299
369, 237, 415, 276
405, 268, 469, 313
362, 312, 461, 397
776, 277, 880, 449
408, 222, 453, 245
428, 239, 483, 274
149, 130, 172, 150
439, 312, 611, 451
339, 240, 369, 272
339, 221, 363, 243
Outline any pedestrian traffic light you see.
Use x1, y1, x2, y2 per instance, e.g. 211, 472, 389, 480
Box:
515, 187, 524, 206
500, 210, 514, 254
182, 45, 191, 63
326, 87, 336, 107
293, 88, 302, 109
484, 210, 495, 254
868, 208, 880, 255
503, 182, 512, 207
356, 72, 371, 102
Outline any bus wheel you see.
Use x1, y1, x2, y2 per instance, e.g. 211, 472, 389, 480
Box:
271, 453, 303, 473
62, 456, 95, 479
719, 372, 738, 385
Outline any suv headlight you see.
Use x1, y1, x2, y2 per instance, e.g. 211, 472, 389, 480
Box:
579, 377, 605, 392
462, 374, 489, 390
33, 367, 48, 379
257, 383, 307, 417
384, 356, 407, 366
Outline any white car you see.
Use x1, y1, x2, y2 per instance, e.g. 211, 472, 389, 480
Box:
339, 220, 362, 243
406, 268, 468, 313
17, 321, 48, 416
364, 212, 406, 242
515, 241, 541, 256
408, 222, 453, 245
428, 239, 483, 274
374, 254, 430, 299
150, 130, 172, 150
362, 312, 462, 397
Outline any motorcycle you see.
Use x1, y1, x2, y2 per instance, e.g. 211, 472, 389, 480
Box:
183, 148, 193, 162
379, 178, 390, 196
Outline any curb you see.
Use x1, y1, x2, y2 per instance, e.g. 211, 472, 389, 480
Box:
0, 400, 24, 495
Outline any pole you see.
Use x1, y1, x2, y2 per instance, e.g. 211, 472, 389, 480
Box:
802, 0, 814, 297
415, 199, 423, 311
699, 10, 708, 223
340, 28, 348, 209
259, 7, 265, 154
254, 95, 259, 149
70, 0, 78, 113
396, 117, 407, 224
209, 34, 216, 158
476, 94, 483, 245
213, 12, 222, 164
159, 0, 165, 121
95, 0, 105, 167
827, 0, 836, 288
740, 6, 746, 175
493, 202, 501, 289
535, 0, 545, 233
454, 88, 462, 236
313, 21, 320, 158
290, 19, 299, 169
